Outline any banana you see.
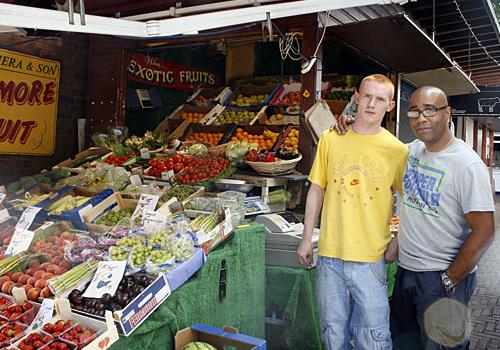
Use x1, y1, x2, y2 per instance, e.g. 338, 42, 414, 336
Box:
263, 129, 280, 139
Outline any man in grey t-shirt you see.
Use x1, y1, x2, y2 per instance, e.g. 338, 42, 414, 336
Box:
333, 86, 495, 350
390, 86, 495, 350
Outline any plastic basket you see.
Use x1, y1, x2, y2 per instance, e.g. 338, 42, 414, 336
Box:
245, 154, 302, 175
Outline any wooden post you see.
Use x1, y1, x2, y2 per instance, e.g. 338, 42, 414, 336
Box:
461, 118, 466, 142
481, 125, 487, 164
473, 120, 478, 151
489, 129, 494, 167
299, 18, 320, 174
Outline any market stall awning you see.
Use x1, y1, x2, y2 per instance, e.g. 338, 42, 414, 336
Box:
0, 0, 410, 38
326, 13, 454, 73
402, 66, 479, 96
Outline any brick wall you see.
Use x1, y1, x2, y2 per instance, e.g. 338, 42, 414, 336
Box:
0, 33, 89, 185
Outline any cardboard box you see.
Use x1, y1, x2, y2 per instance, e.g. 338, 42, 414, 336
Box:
81, 192, 139, 233
186, 87, 232, 106
115, 248, 206, 336
223, 83, 281, 109
48, 189, 114, 231
175, 324, 266, 350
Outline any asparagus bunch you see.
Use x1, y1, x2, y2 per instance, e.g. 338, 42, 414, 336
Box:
46, 259, 98, 296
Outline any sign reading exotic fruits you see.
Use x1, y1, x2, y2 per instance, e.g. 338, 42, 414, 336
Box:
0, 49, 60, 155
127, 53, 218, 91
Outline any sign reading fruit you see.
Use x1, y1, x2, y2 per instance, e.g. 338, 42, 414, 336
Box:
127, 53, 218, 91
0, 49, 60, 155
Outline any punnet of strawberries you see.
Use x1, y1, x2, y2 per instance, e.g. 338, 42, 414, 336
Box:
17, 331, 53, 350
0, 322, 27, 345
41, 340, 76, 350
43, 320, 76, 337
59, 324, 97, 347
0, 301, 35, 323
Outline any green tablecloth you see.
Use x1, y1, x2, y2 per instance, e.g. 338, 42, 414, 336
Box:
110, 223, 266, 350
265, 262, 398, 350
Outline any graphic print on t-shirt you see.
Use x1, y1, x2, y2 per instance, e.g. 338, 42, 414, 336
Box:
402, 154, 446, 217
333, 153, 383, 207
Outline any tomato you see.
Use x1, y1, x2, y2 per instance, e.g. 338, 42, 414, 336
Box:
172, 154, 181, 163
173, 163, 184, 173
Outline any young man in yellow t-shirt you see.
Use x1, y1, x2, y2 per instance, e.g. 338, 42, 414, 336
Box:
297, 74, 408, 350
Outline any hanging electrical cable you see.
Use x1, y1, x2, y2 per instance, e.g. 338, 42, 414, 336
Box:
452, 0, 499, 67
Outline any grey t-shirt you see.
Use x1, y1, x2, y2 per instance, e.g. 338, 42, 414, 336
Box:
398, 138, 495, 272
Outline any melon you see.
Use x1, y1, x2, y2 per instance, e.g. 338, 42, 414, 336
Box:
182, 342, 217, 350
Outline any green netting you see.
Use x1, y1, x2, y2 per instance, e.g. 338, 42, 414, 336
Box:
110, 223, 265, 350
265, 262, 398, 350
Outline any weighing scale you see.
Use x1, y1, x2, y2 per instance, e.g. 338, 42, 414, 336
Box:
255, 212, 319, 269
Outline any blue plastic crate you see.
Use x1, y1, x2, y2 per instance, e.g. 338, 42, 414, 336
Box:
48, 188, 114, 230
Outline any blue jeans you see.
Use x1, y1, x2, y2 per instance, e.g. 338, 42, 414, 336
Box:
390, 267, 476, 350
317, 256, 392, 350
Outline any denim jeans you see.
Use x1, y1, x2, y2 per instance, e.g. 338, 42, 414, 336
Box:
316, 256, 392, 350
390, 267, 476, 350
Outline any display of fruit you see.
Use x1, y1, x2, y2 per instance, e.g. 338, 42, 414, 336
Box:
41, 341, 76, 350
109, 246, 129, 261
130, 245, 152, 268
42, 320, 76, 337
148, 230, 173, 247
146, 154, 194, 178
217, 110, 256, 125
95, 208, 133, 227
184, 133, 223, 146
0, 323, 27, 345
47, 195, 90, 215
116, 236, 143, 249
230, 128, 278, 150
282, 128, 299, 151
193, 95, 209, 104
230, 94, 268, 106
0, 301, 35, 324
105, 152, 136, 166
0, 295, 12, 309
245, 149, 276, 162
182, 342, 217, 350
148, 249, 174, 264
59, 324, 98, 348
17, 331, 53, 349
174, 155, 231, 185
180, 112, 205, 123
279, 91, 301, 106
0, 224, 15, 247
30, 230, 78, 258
69, 273, 154, 315
324, 88, 354, 101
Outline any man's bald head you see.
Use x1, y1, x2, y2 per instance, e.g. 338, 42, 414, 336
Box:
410, 86, 448, 107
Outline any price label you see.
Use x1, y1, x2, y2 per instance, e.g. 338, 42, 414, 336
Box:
140, 147, 150, 160
161, 170, 174, 181
83, 261, 127, 299
0, 193, 5, 204
5, 228, 34, 256
28, 298, 55, 331
16, 206, 42, 230
130, 175, 142, 186
142, 210, 167, 233
131, 194, 160, 225
0, 208, 10, 224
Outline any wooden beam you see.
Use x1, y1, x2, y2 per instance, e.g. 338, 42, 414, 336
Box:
299, 18, 320, 174
489, 129, 494, 167
481, 125, 487, 164
473, 119, 478, 151
461, 117, 467, 142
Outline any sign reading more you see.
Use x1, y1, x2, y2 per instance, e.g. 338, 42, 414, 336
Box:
0, 49, 60, 155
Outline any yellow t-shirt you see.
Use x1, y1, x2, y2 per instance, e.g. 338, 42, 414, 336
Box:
309, 127, 408, 262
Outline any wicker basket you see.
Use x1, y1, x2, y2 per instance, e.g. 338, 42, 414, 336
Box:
246, 154, 302, 175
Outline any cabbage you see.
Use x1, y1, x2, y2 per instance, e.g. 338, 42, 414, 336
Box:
225, 141, 258, 164
188, 143, 209, 155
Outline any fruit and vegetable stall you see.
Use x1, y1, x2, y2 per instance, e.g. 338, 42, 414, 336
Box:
0, 75, 362, 349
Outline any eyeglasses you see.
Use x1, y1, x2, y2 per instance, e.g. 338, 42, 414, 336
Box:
407, 105, 448, 119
